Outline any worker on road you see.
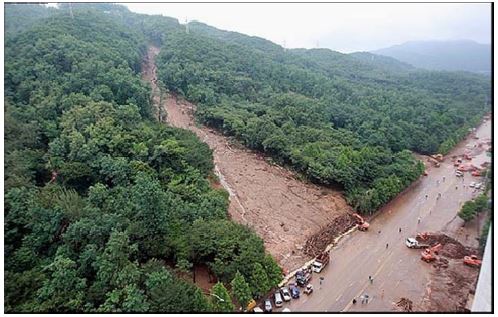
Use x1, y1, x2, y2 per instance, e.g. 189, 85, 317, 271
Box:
425, 194, 428, 199
443, 176, 446, 182
386, 243, 389, 249
399, 227, 402, 233
418, 217, 421, 224
352, 298, 357, 305
369, 276, 373, 284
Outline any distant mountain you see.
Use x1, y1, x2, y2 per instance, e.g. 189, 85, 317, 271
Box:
372, 40, 491, 74
349, 51, 415, 72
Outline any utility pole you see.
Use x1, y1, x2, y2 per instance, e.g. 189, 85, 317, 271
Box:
185, 17, 189, 34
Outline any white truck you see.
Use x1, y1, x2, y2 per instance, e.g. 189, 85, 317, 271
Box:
312, 251, 330, 273
405, 238, 429, 249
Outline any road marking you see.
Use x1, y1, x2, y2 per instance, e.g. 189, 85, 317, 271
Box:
335, 294, 342, 302
341, 251, 394, 312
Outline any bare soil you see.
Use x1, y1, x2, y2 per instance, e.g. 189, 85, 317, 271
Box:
418, 259, 479, 312
141, 46, 164, 122
163, 95, 354, 271
141, 46, 354, 272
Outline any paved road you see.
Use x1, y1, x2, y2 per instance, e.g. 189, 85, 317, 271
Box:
277, 119, 491, 312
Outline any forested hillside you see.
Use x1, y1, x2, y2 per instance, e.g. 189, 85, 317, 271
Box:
155, 22, 490, 214
373, 40, 491, 74
5, 5, 281, 313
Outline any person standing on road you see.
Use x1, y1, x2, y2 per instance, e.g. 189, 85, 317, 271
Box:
425, 194, 428, 199
418, 217, 421, 224
381, 289, 385, 299
365, 294, 369, 304
352, 298, 357, 305
386, 243, 389, 249
443, 176, 445, 182
456, 185, 458, 190
399, 227, 402, 233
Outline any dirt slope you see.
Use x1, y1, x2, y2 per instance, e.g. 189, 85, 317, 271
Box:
164, 96, 353, 271
141, 46, 163, 122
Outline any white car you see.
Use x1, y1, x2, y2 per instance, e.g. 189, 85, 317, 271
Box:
280, 287, 291, 302
469, 182, 476, 188
475, 183, 482, 189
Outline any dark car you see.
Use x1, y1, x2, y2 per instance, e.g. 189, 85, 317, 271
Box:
264, 299, 272, 312
290, 284, 300, 299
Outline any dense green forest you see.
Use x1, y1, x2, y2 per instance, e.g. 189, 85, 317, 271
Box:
155, 21, 490, 214
5, 4, 281, 312
4, 3, 491, 313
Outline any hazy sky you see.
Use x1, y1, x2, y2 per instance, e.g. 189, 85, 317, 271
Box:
124, 3, 491, 53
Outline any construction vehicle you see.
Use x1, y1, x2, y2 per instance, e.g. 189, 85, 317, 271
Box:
312, 250, 330, 273
352, 213, 369, 231
417, 232, 430, 240
471, 170, 481, 177
431, 154, 444, 162
421, 243, 442, 263
464, 255, 482, 267
428, 157, 440, 167
405, 238, 429, 249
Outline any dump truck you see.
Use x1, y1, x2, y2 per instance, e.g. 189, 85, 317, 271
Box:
352, 213, 369, 231
312, 250, 330, 273
405, 238, 429, 249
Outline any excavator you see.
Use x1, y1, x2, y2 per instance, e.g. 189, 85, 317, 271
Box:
352, 213, 369, 231
420, 243, 442, 263
463, 255, 482, 267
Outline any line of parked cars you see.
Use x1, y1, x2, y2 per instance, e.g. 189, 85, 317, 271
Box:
262, 282, 313, 312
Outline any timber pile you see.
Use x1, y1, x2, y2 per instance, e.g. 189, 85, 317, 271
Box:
303, 213, 356, 257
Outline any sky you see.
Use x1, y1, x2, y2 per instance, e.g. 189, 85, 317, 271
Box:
124, 3, 491, 53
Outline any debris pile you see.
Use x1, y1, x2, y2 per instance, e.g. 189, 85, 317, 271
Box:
303, 213, 356, 257
416, 233, 477, 259
395, 297, 413, 312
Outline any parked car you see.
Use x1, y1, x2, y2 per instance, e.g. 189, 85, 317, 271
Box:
304, 284, 314, 295
274, 291, 283, 308
469, 182, 476, 188
282, 308, 291, 312
264, 299, 272, 312
290, 284, 300, 299
475, 183, 482, 189
280, 287, 291, 302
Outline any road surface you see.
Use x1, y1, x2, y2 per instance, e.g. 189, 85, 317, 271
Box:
278, 119, 491, 312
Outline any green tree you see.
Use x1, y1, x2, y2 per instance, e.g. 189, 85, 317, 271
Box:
249, 263, 270, 298
230, 271, 252, 308
210, 282, 234, 312
36, 256, 87, 312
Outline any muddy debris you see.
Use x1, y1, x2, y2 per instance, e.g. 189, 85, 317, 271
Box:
419, 259, 479, 312
395, 297, 413, 312
303, 213, 356, 257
